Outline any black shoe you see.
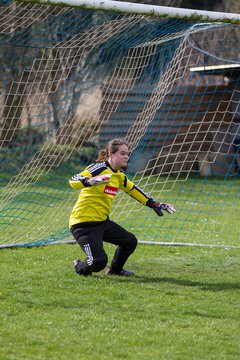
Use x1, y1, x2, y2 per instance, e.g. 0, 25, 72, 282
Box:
73, 259, 92, 276
106, 267, 135, 276
73, 259, 82, 275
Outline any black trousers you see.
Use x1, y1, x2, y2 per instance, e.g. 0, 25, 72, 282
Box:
70, 218, 137, 275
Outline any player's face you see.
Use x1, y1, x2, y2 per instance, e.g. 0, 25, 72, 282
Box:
109, 144, 129, 170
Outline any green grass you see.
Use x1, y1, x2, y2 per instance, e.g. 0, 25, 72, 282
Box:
1, 173, 240, 357
1, 243, 240, 360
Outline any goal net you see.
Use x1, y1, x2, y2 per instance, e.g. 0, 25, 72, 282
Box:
0, 0, 240, 248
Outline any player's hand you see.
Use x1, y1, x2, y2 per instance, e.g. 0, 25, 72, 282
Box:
87, 174, 112, 186
152, 202, 176, 217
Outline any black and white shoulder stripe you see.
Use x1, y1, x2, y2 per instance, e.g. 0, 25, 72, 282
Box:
87, 162, 108, 176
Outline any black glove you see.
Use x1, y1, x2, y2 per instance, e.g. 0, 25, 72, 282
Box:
147, 200, 176, 217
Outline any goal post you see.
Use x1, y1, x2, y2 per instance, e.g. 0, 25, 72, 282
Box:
0, 0, 240, 248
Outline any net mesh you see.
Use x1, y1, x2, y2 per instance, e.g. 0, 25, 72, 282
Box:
0, 0, 239, 247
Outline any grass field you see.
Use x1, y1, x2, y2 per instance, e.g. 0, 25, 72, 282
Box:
1, 243, 240, 360
1, 172, 240, 359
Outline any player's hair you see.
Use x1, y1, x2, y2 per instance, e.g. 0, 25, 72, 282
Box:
96, 139, 128, 162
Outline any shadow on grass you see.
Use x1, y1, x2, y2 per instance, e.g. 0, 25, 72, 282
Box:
104, 275, 240, 291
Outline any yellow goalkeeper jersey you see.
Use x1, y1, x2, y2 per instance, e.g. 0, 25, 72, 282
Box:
69, 161, 152, 227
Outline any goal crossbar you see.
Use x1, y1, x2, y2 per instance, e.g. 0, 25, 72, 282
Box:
32, 0, 240, 23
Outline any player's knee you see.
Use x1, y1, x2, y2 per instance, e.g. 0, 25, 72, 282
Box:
128, 233, 138, 253
92, 255, 108, 272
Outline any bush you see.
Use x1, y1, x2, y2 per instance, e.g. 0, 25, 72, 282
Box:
7, 127, 45, 149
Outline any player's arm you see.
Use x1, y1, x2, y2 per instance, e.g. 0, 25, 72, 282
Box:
120, 175, 176, 216
69, 173, 91, 190
120, 175, 153, 204
69, 169, 112, 190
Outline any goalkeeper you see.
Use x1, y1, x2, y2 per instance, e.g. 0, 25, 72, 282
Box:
69, 138, 176, 277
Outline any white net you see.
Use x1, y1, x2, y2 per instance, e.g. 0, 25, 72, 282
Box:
0, 0, 239, 247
